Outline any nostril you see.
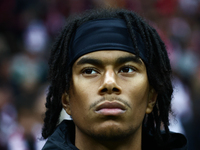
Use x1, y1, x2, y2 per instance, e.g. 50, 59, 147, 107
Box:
101, 88, 107, 93
99, 87, 121, 94
113, 88, 119, 92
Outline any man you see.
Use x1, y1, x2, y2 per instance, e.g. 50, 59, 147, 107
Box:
42, 8, 187, 150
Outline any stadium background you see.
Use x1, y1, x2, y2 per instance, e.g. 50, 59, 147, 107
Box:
0, 0, 200, 149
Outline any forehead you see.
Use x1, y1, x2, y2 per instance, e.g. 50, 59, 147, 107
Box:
73, 50, 144, 66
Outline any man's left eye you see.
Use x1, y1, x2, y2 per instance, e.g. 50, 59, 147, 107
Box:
119, 66, 135, 73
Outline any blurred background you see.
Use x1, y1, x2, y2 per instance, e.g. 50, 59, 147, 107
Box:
0, 0, 199, 150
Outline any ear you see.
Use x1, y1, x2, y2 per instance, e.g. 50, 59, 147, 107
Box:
62, 92, 71, 116
146, 87, 158, 114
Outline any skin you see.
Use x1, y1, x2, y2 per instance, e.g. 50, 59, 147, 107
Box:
62, 50, 157, 150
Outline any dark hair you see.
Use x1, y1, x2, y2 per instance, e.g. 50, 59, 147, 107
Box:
42, 8, 173, 143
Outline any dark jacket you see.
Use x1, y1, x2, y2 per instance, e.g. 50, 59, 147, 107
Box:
42, 120, 187, 150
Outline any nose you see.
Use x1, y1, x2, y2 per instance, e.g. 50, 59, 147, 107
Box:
98, 69, 122, 95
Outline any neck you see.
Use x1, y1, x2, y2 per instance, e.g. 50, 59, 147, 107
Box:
75, 126, 142, 150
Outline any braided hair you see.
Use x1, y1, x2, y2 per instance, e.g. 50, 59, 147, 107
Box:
42, 8, 173, 143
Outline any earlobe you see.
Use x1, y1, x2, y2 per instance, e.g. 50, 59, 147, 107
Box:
146, 88, 158, 114
62, 92, 71, 115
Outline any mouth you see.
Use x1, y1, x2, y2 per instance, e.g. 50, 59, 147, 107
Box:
95, 101, 126, 116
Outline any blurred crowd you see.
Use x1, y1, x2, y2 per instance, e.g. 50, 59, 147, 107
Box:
0, 0, 200, 150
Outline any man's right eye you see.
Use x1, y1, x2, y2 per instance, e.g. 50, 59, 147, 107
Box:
82, 68, 98, 74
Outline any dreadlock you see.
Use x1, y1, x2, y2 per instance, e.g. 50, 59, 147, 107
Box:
42, 8, 173, 143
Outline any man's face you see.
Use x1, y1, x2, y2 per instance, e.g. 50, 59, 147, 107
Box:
62, 50, 157, 141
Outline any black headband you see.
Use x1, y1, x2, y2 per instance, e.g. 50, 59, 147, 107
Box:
68, 18, 147, 65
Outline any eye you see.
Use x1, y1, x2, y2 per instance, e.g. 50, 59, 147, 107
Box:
119, 66, 135, 73
82, 68, 98, 75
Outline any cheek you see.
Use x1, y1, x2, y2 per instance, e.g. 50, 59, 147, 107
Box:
69, 86, 96, 130
69, 78, 92, 118
74, 75, 98, 93
125, 77, 149, 102
69, 90, 86, 114
123, 77, 150, 116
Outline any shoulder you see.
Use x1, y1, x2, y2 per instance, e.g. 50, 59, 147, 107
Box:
161, 132, 187, 150
42, 120, 78, 150
143, 131, 187, 150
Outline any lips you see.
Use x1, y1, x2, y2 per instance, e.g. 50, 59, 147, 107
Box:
95, 101, 126, 115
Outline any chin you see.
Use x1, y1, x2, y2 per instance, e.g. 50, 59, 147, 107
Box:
87, 125, 135, 141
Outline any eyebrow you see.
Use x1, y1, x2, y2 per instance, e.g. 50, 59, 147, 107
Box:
76, 57, 103, 66
76, 55, 143, 66
116, 55, 143, 65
